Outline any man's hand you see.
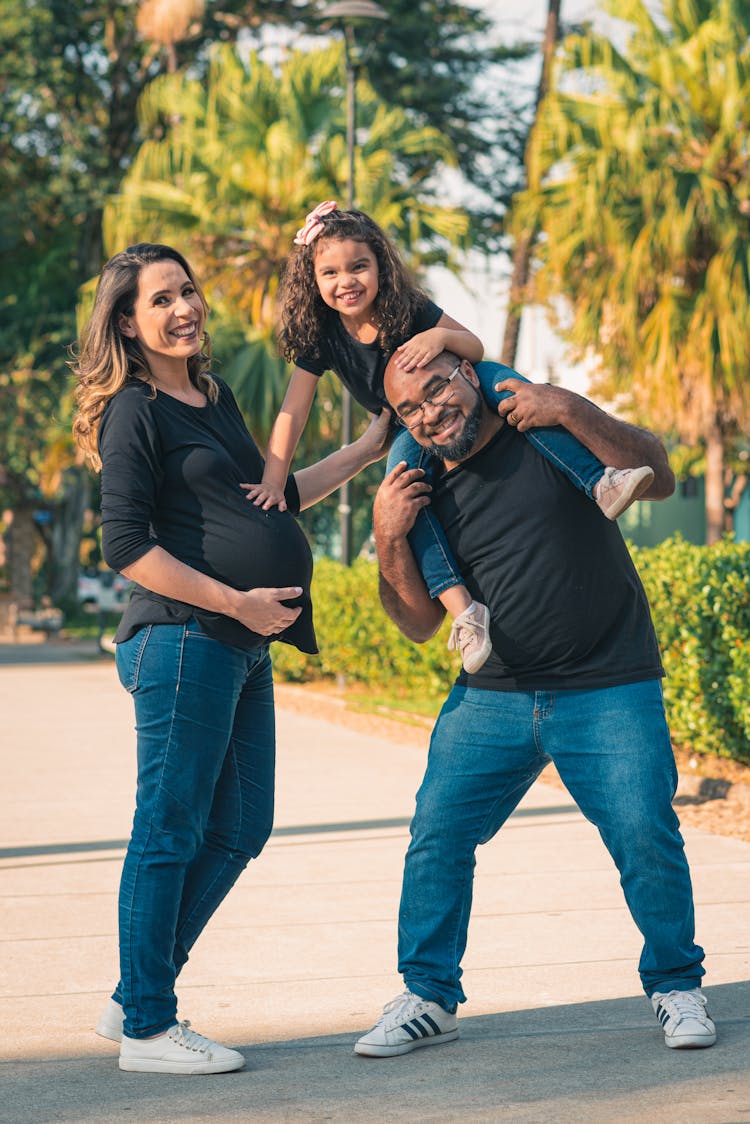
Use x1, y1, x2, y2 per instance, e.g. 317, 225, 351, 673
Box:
373, 462, 432, 542
494, 376, 675, 498
494, 378, 570, 432
373, 463, 444, 644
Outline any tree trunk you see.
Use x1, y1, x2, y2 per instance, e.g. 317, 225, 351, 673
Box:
500, 230, 534, 367
49, 467, 92, 605
7, 506, 37, 609
704, 421, 725, 545
500, 0, 561, 369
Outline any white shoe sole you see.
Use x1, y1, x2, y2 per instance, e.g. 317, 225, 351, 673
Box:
119, 1053, 245, 1074
665, 1031, 717, 1049
354, 1027, 458, 1057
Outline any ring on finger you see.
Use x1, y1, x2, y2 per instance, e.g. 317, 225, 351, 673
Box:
509, 411, 518, 424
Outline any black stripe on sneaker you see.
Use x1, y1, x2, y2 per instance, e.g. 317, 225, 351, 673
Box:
410, 1018, 432, 1038
402, 1022, 420, 1040
657, 1006, 669, 1026
419, 1013, 441, 1035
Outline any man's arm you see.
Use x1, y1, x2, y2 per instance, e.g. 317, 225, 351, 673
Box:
494, 379, 675, 499
373, 463, 446, 643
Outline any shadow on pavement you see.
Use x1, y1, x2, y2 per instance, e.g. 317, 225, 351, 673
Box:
0, 640, 107, 665
0, 803, 580, 862
3, 982, 749, 1123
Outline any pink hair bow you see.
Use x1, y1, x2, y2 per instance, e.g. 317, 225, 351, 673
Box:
293, 200, 339, 246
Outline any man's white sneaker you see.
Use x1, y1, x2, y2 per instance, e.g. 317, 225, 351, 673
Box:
96, 997, 124, 1043
448, 601, 492, 674
119, 1020, 245, 1074
651, 988, 716, 1049
354, 989, 458, 1057
594, 465, 654, 520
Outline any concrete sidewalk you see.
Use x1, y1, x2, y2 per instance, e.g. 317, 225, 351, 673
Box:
1, 654, 749, 1123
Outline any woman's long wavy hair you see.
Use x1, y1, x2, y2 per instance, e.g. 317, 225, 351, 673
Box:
277, 209, 428, 363
71, 243, 217, 470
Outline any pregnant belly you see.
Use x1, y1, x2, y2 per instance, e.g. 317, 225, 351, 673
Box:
204, 504, 313, 591
196, 504, 317, 653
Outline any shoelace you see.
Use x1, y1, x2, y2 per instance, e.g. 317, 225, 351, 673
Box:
167, 1019, 211, 1054
448, 614, 481, 654
659, 990, 707, 1021
379, 990, 422, 1023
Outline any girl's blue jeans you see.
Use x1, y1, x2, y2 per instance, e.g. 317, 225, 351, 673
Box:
113, 620, 275, 1039
398, 680, 705, 1010
385, 361, 606, 597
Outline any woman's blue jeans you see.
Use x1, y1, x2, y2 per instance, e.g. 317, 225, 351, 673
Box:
385, 361, 606, 597
113, 621, 275, 1039
398, 680, 705, 1011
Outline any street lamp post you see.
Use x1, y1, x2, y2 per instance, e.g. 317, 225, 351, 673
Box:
318, 0, 388, 566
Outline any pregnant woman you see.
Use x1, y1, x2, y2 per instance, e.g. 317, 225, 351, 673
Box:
71, 242, 388, 1075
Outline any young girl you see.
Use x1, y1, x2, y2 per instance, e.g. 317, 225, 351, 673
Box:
246, 201, 654, 673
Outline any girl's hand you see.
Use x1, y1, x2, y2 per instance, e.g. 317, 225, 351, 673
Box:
241, 480, 288, 511
235, 586, 303, 634
394, 328, 446, 371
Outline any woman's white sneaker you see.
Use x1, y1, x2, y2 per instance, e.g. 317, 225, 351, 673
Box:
119, 1020, 245, 1074
355, 989, 458, 1057
95, 997, 124, 1043
651, 988, 716, 1048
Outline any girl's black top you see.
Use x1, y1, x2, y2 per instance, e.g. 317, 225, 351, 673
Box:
296, 299, 442, 413
98, 376, 317, 654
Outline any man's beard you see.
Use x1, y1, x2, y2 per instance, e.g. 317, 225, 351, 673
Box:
423, 396, 483, 462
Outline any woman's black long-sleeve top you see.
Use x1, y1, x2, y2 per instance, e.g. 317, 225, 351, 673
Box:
98, 376, 317, 654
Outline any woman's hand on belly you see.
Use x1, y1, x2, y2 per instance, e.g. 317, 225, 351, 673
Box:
234, 585, 303, 635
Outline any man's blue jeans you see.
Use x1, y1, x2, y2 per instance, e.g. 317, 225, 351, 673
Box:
386, 362, 606, 597
398, 680, 705, 1010
113, 621, 275, 1038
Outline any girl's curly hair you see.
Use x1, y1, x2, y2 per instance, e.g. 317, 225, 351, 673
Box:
71, 243, 217, 471
277, 209, 429, 363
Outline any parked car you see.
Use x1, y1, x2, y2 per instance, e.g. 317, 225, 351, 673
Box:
77, 569, 131, 613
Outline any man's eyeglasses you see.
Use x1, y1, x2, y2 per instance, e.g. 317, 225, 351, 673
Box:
397, 365, 462, 430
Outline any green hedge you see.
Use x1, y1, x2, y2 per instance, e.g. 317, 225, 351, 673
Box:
272, 539, 750, 765
632, 536, 750, 765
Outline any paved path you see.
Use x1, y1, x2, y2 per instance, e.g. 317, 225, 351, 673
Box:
1, 653, 749, 1123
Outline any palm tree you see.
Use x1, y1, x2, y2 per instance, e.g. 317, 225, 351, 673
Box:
513, 0, 750, 542
103, 42, 468, 445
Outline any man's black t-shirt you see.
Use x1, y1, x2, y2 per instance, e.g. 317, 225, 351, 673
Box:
98, 377, 318, 654
295, 299, 442, 413
429, 424, 664, 691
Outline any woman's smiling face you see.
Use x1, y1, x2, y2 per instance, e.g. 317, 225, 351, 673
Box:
118, 259, 206, 374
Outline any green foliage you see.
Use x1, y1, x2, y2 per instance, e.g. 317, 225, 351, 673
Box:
632, 535, 750, 764
273, 541, 750, 765
515, 0, 750, 539
103, 43, 470, 300
101, 40, 474, 556
271, 557, 455, 694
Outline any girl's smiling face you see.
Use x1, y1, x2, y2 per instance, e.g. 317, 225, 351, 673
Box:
313, 238, 380, 323
118, 260, 206, 375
